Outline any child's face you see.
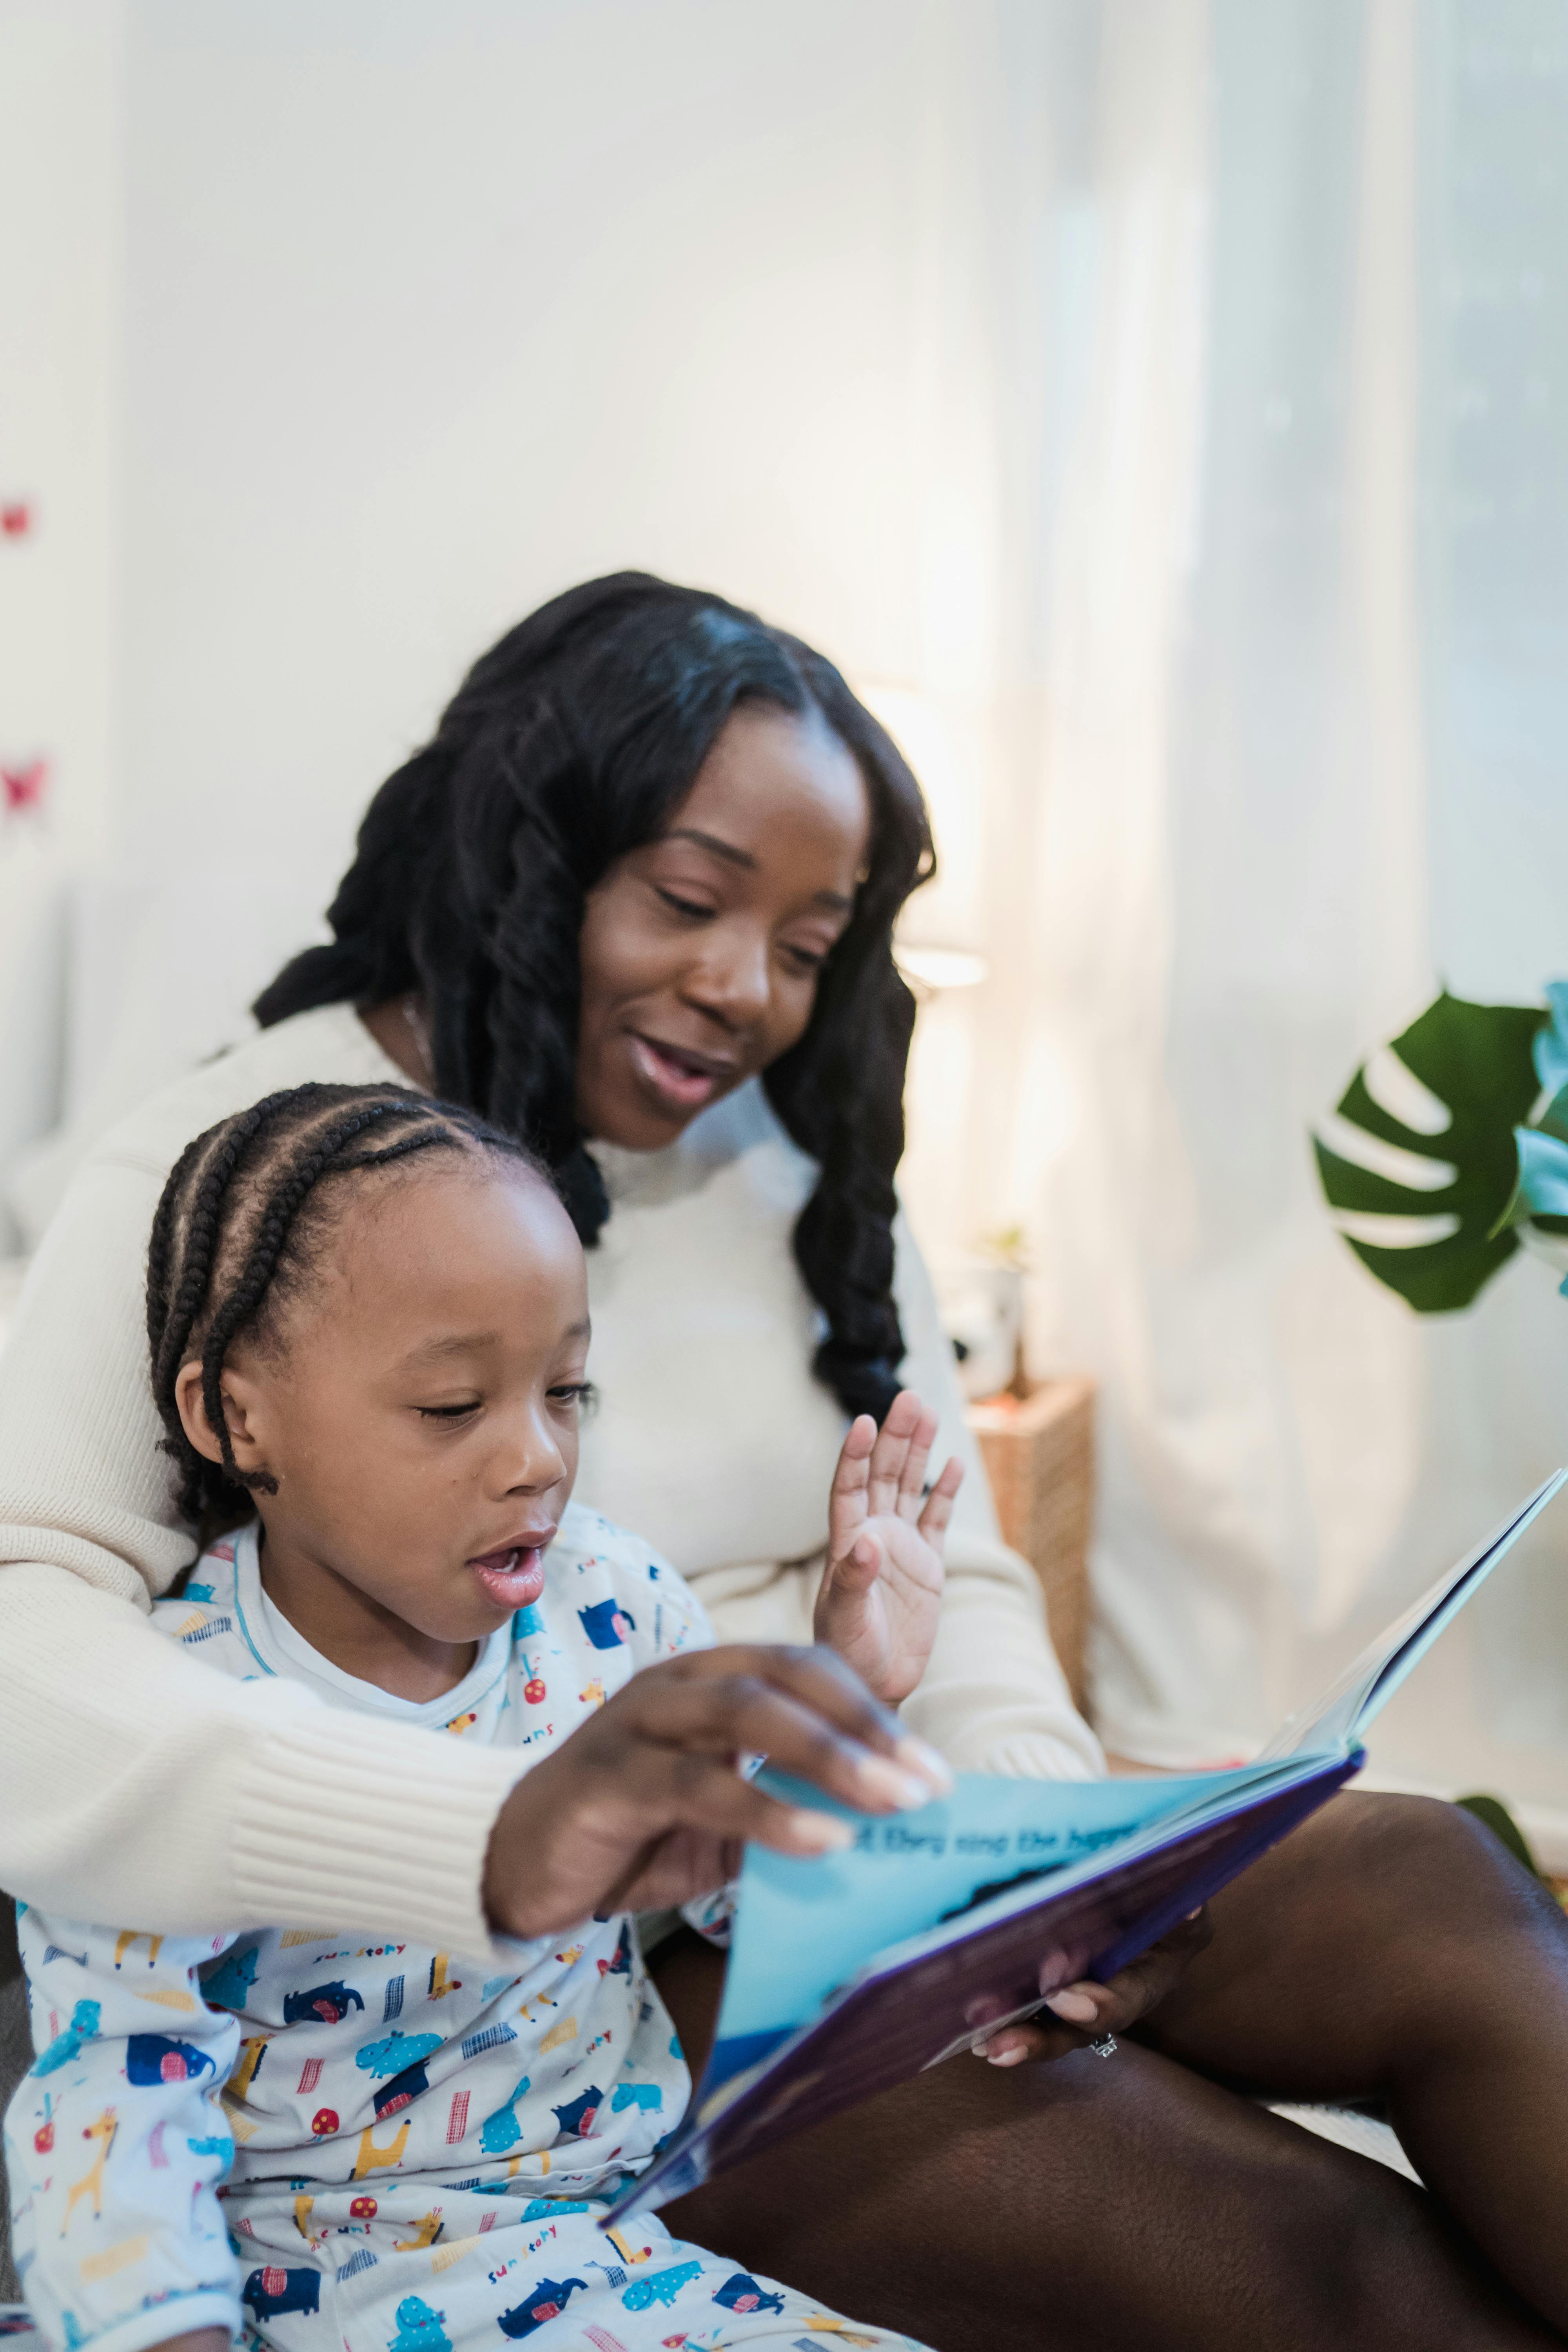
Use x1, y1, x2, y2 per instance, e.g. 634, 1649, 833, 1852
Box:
178, 1158, 591, 1647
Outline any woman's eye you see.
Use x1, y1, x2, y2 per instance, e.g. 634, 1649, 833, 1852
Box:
416, 1401, 481, 1421
780, 942, 829, 975
654, 887, 714, 921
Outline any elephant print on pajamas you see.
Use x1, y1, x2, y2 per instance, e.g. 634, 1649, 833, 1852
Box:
497, 2277, 587, 2338
201, 1945, 260, 2011
242, 2266, 321, 2320
283, 1979, 365, 2025
478, 2073, 533, 2154
622, 2259, 703, 2310
125, 2035, 216, 2085
577, 1599, 634, 1650
33, 2001, 101, 2076
387, 2296, 451, 2352
713, 2274, 787, 2315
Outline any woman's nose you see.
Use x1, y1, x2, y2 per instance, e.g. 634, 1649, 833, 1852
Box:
681, 921, 772, 1027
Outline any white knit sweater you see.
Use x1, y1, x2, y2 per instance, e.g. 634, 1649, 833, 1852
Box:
0, 1004, 1100, 1960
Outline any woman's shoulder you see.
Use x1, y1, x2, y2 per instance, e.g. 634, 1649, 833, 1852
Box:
83, 1004, 409, 1185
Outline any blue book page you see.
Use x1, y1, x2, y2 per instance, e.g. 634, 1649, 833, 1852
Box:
713, 1764, 1263, 2067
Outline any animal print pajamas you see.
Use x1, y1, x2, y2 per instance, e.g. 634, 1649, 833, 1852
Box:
5, 1512, 927, 2352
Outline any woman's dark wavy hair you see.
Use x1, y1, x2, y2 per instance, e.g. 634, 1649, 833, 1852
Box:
254, 573, 935, 1423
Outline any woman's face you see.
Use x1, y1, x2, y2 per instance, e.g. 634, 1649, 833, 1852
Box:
576, 703, 871, 1150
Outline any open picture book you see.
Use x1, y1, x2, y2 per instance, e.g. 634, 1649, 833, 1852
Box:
610, 1470, 1567, 2221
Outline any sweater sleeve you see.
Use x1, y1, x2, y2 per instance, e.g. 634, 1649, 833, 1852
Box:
0, 1153, 528, 1956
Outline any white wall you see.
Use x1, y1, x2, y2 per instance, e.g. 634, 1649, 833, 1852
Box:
114, 0, 946, 895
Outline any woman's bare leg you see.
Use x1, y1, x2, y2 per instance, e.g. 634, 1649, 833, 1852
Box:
653, 1925, 1560, 2352
1139, 1790, 1568, 2333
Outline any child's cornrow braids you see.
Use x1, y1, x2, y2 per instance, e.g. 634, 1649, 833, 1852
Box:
146, 1081, 549, 1533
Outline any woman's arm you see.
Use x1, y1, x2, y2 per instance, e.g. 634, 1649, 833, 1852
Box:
0, 1148, 530, 1948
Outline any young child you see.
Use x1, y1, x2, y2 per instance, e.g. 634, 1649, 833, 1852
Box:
5, 1082, 964, 2352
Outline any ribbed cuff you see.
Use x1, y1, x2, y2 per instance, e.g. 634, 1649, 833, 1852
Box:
229, 1704, 531, 1963
982, 1729, 1106, 1784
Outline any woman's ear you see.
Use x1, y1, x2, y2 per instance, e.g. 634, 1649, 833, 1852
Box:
173, 1359, 274, 1480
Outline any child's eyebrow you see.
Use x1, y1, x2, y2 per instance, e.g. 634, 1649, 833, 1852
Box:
397, 1318, 592, 1368
398, 1331, 502, 1367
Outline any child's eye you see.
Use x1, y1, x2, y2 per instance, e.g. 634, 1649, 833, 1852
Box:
416, 1401, 481, 1421
548, 1382, 597, 1413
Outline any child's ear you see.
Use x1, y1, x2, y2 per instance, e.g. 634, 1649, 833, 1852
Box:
173, 1359, 272, 1477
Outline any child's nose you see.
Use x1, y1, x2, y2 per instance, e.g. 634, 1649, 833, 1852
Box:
500, 1408, 568, 1494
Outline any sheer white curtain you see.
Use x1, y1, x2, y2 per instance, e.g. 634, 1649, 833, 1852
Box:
899, 0, 1568, 1806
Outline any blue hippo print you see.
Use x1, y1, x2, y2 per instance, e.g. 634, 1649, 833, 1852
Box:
242, 2267, 321, 2321
33, 2000, 101, 2076
550, 2084, 603, 2138
355, 2029, 441, 2077
610, 2082, 662, 2114
127, 2034, 216, 2085
519, 2200, 591, 2222
387, 2297, 450, 2352
622, 2259, 702, 2310
478, 2073, 533, 2154
497, 2278, 586, 2338
283, 1978, 364, 2025
374, 2057, 432, 2118
577, 1599, 634, 1650
713, 2273, 786, 2315
186, 2134, 233, 2161
183, 1583, 214, 1602
200, 1945, 260, 2011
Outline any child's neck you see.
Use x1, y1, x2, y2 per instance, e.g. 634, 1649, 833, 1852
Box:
254, 1523, 479, 1704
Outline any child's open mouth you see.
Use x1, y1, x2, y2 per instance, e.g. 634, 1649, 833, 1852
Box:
466, 1540, 551, 1609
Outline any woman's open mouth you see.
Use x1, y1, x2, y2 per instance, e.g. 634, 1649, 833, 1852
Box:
466, 1539, 552, 1609
627, 1032, 735, 1113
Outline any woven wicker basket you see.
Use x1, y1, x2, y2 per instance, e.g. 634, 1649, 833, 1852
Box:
965, 1376, 1094, 1716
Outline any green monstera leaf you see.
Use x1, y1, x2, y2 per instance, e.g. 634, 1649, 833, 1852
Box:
1315, 991, 1547, 1312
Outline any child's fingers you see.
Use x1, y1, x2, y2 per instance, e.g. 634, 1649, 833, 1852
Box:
826, 1530, 883, 1598
867, 1390, 922, 1517
915, 1455, 965, 1544
895, 1406, 939, 1521
827, 1413, 877, 1556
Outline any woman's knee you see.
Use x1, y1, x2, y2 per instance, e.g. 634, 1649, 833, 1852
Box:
1335, 1792, 1558, 1935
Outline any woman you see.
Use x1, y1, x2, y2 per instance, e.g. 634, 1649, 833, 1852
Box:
3, 576, 1566, 2349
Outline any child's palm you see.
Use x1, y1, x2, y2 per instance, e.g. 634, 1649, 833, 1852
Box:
815, 1391, 964, 1706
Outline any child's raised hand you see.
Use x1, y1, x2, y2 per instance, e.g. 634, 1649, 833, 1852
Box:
813, 1389, 965, 1707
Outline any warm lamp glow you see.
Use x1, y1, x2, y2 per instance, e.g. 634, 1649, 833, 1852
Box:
894, 943, 989, 992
